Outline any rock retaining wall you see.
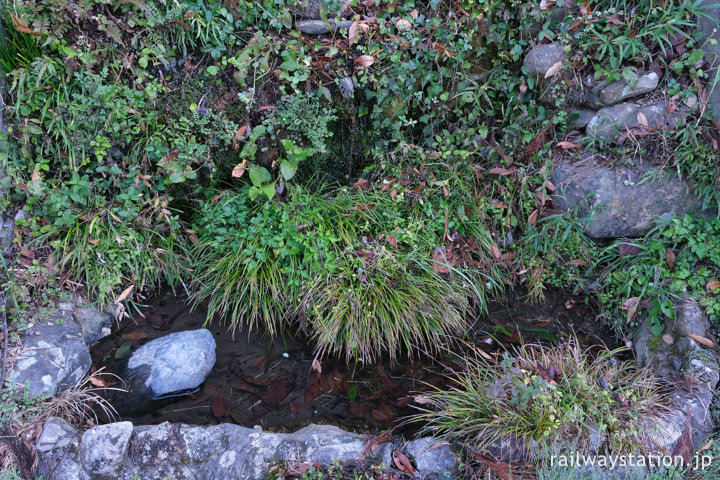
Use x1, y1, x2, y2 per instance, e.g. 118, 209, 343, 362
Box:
37, 418, 456, 480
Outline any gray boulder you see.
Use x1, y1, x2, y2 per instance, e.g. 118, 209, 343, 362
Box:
568, 108, 596, 130
10, 308, 91, 396
586, 102, 684, 141
291, 0, 339, 19
523, 42, 570, 106
0, 214, 12, 252
551, 154, 710, 238
126, 328, 216, 400
36, 417, 87, 480
80, 422, 133, 476
589, 70, 659, 107
523, 42, 568, 77
633, 298, 719, 451
406, 437, 456, 478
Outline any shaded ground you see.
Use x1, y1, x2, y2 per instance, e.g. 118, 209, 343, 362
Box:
90, 289, 619, 433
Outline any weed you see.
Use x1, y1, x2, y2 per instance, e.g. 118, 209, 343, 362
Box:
411, 338, 673, 460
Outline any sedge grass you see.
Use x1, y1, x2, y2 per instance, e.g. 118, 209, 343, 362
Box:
411, 338, 674, 460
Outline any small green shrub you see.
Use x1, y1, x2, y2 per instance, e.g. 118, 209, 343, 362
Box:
411, 338, 672, 459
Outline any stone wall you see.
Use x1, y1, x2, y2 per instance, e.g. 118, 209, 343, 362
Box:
37, 419, 456, 480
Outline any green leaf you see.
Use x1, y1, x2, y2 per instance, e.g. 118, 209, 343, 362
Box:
280, 160, 298, 180
138, 57, 148, 68
261, 184, 276, 199
248, 186, 261, 200
206, 65, 220, 76
347, 384, 358, 402
249, 167, 271, 187
115, 344, 131, 360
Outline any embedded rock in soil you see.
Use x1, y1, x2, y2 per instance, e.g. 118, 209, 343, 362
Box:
291, 0, 340, 19
568, 108, 596, 130
126, 328, 216, 400
74, 304, 113, 345
0, 214, 13, 253
523, 42, 570, 105
586, 102, 684, 141
588, 70, 659, 108
551, 154, 710, 238
10, 307, 91, 396
80, 422, 133, 476
37, 419, 450, 480
523, 42, 568, 77
406, 437, 456, 478
633, 298, 719, 450
296, 19, 353, 35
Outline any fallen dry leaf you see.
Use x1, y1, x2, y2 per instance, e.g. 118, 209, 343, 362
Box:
665, 248, 676, 270
487, 167, 516, 175
89, 376, 108, 387
251, 356, 265, 369
557, 141, 579, 149
212, 393, 230, 417
637, 112, 649, 128
620, 296, 641, 324
392, 450, 415, 477
528, 209, 538, 225
353, 178, 370, 189
544, 60, 563, 78
311, 358, 322, 375
120, 330, 149, 340
432, 247, 451, 274
706, 280, 720, 294
116, 284, 135, 304
355, 55, 375, 67
565, 259, 587, 266
232, 163, 246, 178
687, 333, 717, 349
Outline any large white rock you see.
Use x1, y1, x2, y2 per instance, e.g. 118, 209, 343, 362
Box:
127, 328, 216, 400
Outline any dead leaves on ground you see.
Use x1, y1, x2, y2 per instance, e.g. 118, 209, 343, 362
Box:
392, 450, 415, 477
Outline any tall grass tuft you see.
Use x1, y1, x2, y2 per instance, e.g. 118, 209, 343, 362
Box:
53, 210, 188, 309
0, 4, 41, 74
309, 247, 471, 363
411, 338, 674, 460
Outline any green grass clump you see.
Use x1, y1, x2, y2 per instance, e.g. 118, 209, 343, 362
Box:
190, 187, 502, 362
411, 338, 672, 460
310, 246, 471, 363
190, 191, 334, 335
52, 210, 187, 309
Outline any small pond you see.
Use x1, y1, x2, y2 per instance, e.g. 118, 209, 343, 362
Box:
90, 288, 619, 433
